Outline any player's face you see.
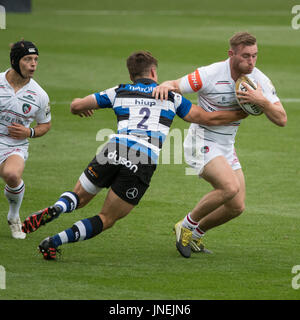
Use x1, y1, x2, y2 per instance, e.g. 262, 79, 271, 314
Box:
230, 44, 257, 75
19, 54, 38, 78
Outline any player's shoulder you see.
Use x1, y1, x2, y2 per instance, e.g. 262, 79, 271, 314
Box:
28, 78, 47, 93
250, 67, 272, 83
169, 90, 190, 108
250, 67, 277, 92
28, 78, 49, 100
196, 59, 229, 82
168, 90, 183, 102
0, 71, 8, 83
199, 59, 228, 73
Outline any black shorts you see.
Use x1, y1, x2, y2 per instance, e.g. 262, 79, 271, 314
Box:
83, 143, 157, 205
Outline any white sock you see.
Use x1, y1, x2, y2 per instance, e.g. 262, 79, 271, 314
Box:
182, 212, 198, 231
193, 226, 206, 239
4, 180, 25, 221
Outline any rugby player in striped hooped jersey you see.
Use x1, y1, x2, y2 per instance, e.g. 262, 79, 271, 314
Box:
0, 40, 51, 239
153, 32, 287, 258
22, 50, 247, 260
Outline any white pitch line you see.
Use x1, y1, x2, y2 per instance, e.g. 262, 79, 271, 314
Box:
281, 98, 300, 103
53, 9, 289, 17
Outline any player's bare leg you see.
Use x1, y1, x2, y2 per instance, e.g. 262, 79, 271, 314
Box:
0, 155, 26, 239
98, 188, 135, 231
190, 156, 241, 222
0, 154, 24, 187
198, 169, 245, 231
190, 169, 245, 253
177, 156, 241, 256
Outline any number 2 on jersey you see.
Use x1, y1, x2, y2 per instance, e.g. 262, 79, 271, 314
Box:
137, 107, 150, 130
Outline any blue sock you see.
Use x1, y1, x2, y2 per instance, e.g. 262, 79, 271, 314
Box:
54, 191, 79, 214
52, 215, 103, 248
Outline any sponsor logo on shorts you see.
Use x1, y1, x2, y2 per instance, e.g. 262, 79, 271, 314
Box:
201, 146, 209, 153
126, 187, 138, 199
88, 166, 99, 178
108, 150, 138, 173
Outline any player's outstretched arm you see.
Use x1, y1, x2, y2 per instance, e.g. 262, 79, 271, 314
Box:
183, 104, 248, 126
70, 95, 99, 117
152, 79, 181, 101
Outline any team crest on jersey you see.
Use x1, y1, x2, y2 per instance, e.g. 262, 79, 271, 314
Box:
22, 103, 32, 114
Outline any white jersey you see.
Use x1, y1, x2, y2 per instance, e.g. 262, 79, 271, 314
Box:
0, 70, 51, 147
179, 58, 280, 144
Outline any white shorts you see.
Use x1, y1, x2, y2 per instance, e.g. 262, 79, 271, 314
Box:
183, 127, 241, 176
0, 145, 29, 165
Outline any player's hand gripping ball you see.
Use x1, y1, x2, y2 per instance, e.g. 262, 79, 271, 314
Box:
235, 76, 263, 116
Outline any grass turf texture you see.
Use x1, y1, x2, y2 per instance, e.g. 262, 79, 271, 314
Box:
0, 0, 300, 300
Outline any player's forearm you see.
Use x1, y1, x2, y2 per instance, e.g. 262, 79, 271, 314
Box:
30, 122, 51, 138
161, 80, 181, 93
202, 110, 248, 125
260, 100, 287, 127
70, 98, 89, 114
70, 96, 98, 114
152, 79, 181, 100
185, 105, 248, 125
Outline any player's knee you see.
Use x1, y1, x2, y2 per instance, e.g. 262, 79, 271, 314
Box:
233, 203, 245, 216
2, 170, 21, 186
223, 183, 240, 202
227, 202, 245, 218
76, 195, 89, 209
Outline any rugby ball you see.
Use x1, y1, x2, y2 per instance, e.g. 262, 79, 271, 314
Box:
235, 76, 263, 116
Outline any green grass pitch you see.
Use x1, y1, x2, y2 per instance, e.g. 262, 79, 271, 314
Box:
0, 0, 300, 300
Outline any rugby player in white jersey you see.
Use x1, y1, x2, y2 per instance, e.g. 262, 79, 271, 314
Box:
0, 40, 51, 239
153, 32, 287, 258
21, 51, 246, 260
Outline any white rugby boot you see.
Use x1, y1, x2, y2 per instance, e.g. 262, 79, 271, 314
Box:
8, 218, 26, 239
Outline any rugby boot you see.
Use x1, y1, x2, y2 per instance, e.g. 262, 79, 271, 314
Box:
190, 237, 212, 254
174, 220, 193, 258
22, 206, 60, 234
38, 237, 60, 260
8, 218, 26, 239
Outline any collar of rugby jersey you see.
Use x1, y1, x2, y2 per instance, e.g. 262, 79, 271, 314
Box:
3, 69, 32, 94
133, 78, 157, 85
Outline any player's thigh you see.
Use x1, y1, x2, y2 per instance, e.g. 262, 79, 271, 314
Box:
99, 188, 135, 230
0, 155, 25, 184
201, 155, 240, 193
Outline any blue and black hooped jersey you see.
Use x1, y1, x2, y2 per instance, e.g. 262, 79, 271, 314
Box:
94, 78, 192, 164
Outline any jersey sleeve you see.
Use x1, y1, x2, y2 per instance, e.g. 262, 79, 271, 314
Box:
35, 92, 51, 124
259, 75, 280, 104
179, 68, 206, 94
94, 86, 118, 108
173, 92, 192, 118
